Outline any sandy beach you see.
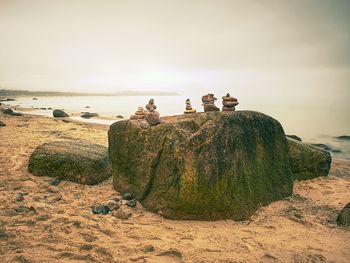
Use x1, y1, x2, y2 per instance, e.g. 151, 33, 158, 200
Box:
0, 112, 349, 263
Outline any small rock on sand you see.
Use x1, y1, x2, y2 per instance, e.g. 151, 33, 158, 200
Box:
112, 209, 131, 220
15, 193, 24, 202
53, 109, 69, 117
337, 202, 350, 226
49, 178, 61, 186
0, 120, 6, 127
92, 205, 110, 215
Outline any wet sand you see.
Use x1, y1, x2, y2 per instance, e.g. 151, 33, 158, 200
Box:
0, 113, 349, 263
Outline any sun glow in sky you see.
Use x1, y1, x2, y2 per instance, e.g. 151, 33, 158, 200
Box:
0, 0, 349, 99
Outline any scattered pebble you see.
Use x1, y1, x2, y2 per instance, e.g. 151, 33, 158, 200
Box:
143, 245, 155, 253
15, 193, 24, 202
112, 209, 131, 220
125, 199, 137, 208
92, 205, 110, 215
49, 178, 61, 186
122, 192, 134, 201
14, 206, 36, 214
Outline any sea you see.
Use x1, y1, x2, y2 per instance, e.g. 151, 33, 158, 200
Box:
5, 95, 350, 160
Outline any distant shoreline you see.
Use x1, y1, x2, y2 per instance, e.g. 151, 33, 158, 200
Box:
0, 89, 179, 97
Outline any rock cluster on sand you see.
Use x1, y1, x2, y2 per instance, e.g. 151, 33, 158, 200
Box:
184, 99, 196, 114
222, 93, 239, 111
28, 141, 111, 185
337, 202, 350, 226
201, 94, 220, 112
287, 139, 331, 181
109, 111, 294, 220
53, 109, 69, 117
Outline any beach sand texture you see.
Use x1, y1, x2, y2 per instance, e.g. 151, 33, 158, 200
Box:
0, 113, 349, 263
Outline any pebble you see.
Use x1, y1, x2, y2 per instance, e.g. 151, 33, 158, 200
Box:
143, 245, 155, 253
112, 209, 132, 220
49, 178, 61, 186
123, 192, 134, 201
92, 205, 110, 215
106, 199, 120, 211
15, 193, 24, 202
14, 206, 36, 214
125, 199, 137, 208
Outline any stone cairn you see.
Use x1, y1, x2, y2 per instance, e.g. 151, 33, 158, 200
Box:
130, 106, 146, 120
201, 93, 220, 112
144, 99, 161, 126
184, 98, 196, 114
222, 93, 239, 111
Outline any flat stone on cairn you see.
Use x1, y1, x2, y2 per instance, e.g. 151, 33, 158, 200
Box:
202, 93, 220, 112
130, 107, 146, 120
222, 93, 239, 111
184, 98, 196, 114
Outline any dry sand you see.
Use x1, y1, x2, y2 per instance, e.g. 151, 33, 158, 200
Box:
0, 113, 349, 263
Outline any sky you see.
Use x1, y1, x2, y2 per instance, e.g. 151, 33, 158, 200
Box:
0, 0, 349, 100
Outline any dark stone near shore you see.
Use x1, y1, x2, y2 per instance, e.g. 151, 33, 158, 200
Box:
310, 143, 332, 151
28, 141, 111, 185
287, 139, 331, 181
81, 112, 99, 119
116, 115, 124, 119
336, 135, 350, 141
286, 135, 302, 142
337, 203, 350, 226
0, 120, 6, 127
10, 112, 23, 116
53, 109, 69, 117
109, 111, 294, 221
3, 108, 13, 114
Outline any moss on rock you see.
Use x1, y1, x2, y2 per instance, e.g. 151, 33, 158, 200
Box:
109, 111, 294, 220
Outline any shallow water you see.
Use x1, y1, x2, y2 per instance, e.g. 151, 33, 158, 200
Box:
6, 95, 350, 160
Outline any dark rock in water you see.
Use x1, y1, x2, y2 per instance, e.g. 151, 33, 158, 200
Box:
288, 139, 331, 181
92, 205, 110, 215
81, 112, 99, 119
48, 107, 52, 110
116, 115, 124, 119
40, 107, 47, 110
15, 193, 24, 202
10, 112, 23, 116
337, 203, 350, 226
122, 192, 134, 201
53, 109, 69, 117
336, 135, 350, 141
49, 178, 61, 186
145, 113, 161, 126
28, 141, 111, 185
0, 120, 6, 127
33, 98, 38, 100
109, 111, 294, 221
85, 106, 91, 108
3, 108, 13, 115
310, 143, 332, 151
125, 199, 137, 208
332, 149, 342, 153
286, 135, 302, 142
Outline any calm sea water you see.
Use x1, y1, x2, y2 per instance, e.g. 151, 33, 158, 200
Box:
6, 95, 350, 160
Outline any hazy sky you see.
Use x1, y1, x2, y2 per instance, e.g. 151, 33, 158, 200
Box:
0, 0, 349, 98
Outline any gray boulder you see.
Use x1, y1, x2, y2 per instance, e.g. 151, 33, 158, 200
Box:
28, 141, 111, 185
287, 139, 331, 181
53, 109, 69, 117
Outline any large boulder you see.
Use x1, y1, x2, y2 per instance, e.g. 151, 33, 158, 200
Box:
287, 139, 331, 181
28, 141, 111, 185
53, 109, 69, 117
108, 111, 294, 220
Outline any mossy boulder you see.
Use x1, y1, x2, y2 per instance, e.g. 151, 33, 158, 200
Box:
28, 141, 111, 185
108, 111, 294, 221
287, 139, 331, 181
